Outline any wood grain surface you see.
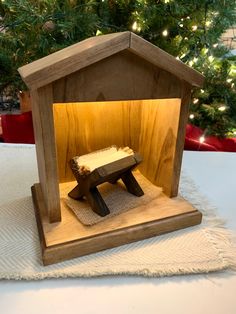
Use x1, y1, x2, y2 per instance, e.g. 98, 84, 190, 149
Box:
19, 31, 204, 90
32, 182, 202, 265
31, 85, 61, 223
53, 99, 181, 196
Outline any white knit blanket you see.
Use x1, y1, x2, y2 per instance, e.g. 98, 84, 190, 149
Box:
0, 144, 235, 280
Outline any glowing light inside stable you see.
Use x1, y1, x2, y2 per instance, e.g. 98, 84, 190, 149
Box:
199, 136, 205, 143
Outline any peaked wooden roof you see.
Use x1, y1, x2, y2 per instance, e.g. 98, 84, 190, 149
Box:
18, 31, 204, 90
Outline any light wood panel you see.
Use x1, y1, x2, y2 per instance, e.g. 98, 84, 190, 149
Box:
31, 85, 61, 223
138, 99, 181, 196
53, 99, 181, 197
32, 182, 202, 265
53, 100, 142, 182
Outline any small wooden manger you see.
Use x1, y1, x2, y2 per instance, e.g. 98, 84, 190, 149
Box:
68, 146, 144, 217
18, 32, 205, 265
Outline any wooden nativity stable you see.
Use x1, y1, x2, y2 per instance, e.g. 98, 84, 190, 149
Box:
18, 31, 204, 265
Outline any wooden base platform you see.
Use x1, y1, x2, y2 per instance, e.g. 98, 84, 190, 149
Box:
32, 183, 202, 266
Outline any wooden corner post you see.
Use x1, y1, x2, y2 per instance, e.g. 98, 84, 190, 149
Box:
31, 85, 61, 223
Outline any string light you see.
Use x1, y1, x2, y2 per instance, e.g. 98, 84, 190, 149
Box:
200, 89, 205, 94
199, 136, 205, 143
213, 43, 218, 48
132, 21, 137, 31
189, 60, 194, 67
189, 114, 195, 119
205, 20, 212, 27
192, 25, 198, 31
208, 55, 214, 62
193, 57, 198, 63
202, 48, 209, 54
231, 83, 235, 88
162, 29, 168, 37
96, 30, 102, 36
227, 78, 233, 83
132, 21, 141, 32
179, 23, 184, 28
193, 98, 199, 104
218, 106, 226, 111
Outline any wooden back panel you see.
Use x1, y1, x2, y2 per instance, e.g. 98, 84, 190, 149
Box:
53, 99, 181, 196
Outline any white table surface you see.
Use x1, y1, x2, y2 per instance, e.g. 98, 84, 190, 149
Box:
0, 148, 235, 314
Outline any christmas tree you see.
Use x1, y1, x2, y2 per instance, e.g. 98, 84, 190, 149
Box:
0, 0, 236, 136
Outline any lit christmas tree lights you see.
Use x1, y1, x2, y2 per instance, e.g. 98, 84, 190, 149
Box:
0, 0, 235, 136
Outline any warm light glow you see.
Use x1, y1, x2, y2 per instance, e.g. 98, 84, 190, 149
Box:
96, 30, 102, 36
193, 57, 198, 63
162, 29, 168, 37
208, 55, 214, 62
199, 136, 205, 143
218, 106, 226, 111
202, 48, 209, 54
132, 21, 138, 31
205, 20, 212, 27
227, 78, 233, 83
200, 89, 205, 93
189, 114, 195, 119
192, 25, 198, 31
179, 23, 184, 28
189, 60, 194, 67
213, 43, 218, 48
193, 98, 199, 104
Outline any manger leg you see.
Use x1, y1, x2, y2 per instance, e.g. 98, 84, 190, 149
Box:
85, 187, 110, 217
68, 185, 84, 200
121, 170, 144, 197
